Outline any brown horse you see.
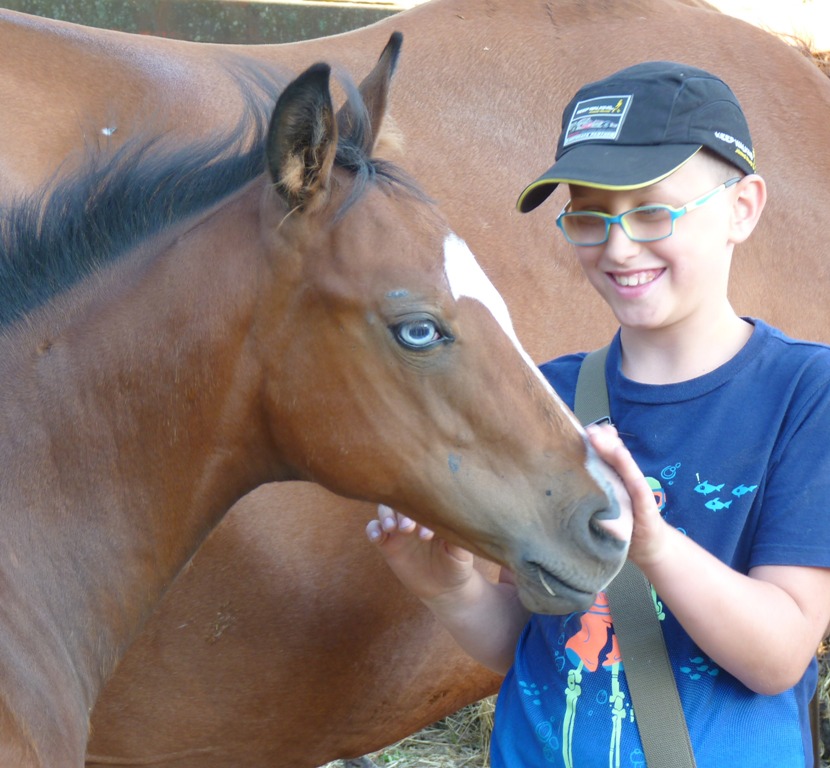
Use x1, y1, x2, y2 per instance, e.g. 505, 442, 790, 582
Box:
1, 1, 828, 766
0, 34, 632, 765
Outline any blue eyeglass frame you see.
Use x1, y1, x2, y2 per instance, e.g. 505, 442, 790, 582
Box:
556, 177, 742, 246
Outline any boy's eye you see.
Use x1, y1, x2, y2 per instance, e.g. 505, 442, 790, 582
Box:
632, 206, 670, 218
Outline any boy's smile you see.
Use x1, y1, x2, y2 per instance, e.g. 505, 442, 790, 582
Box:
609, 269, 663, 288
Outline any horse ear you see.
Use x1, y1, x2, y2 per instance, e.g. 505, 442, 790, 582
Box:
336, 32, 403, 156
266, 62, 338, 212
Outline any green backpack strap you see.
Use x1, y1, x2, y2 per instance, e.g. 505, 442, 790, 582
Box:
574, 345, 611, 426
575, 345, 697, 768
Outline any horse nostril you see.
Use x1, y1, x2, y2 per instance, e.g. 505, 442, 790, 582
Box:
588, 500, 631, 549
589, 515, 612, 541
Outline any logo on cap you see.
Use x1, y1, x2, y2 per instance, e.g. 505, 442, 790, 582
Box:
563, 95, 633, 146
713, 131, 756, 172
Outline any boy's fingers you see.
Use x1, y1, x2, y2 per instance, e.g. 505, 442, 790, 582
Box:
586, 422, 622, 451
587, 424, 633, 467
586, 425, 654, 499
378, 503, 422, 533
373, 503, 429, 543
377, 503, 397, 532
586, 422, 618, 438
366, 519, 385, 543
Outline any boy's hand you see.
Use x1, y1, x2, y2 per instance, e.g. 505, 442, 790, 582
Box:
586, 424, 670, 569
367, 505, 527, 675
366, 504, 475, 602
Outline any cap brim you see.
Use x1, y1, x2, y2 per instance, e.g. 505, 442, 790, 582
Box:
516, 143, 701, 213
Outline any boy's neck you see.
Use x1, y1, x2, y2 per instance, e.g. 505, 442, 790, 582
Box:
618, 311, 753, 385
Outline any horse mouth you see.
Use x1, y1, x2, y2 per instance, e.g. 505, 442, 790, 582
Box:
531, 563, 596, 608
538, 569, 560, 597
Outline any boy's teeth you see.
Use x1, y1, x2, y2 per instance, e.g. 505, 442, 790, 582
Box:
614, 271, 657, 287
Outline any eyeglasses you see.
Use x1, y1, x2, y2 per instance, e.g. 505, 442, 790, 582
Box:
556, 177, 741, 247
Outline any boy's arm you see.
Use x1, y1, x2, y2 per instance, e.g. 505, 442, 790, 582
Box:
367, 506, 530, 675
589, 424, 830, 695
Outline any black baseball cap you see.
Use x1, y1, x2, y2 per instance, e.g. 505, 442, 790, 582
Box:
517, 61, 756, 213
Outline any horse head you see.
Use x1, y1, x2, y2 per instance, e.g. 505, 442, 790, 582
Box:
253, 35, 632, 613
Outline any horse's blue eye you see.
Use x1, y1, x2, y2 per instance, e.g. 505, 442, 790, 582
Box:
393, 319, 443, 349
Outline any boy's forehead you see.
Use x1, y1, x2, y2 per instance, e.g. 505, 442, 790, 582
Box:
567, 153, 713, 199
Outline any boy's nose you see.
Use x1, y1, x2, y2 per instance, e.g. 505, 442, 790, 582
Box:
602, 220, 642, 261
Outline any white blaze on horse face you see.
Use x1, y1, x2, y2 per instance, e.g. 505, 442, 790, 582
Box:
442, 234, 628, 533
441, 233, 582, 433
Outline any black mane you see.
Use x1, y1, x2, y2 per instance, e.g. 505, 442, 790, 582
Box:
0, 101, 269, 327
0, 64, 425, 327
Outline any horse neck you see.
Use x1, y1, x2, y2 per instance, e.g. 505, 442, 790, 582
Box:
0, 184, 280, 729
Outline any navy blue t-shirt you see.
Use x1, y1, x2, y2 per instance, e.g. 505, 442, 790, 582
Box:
491, 319, 830, 768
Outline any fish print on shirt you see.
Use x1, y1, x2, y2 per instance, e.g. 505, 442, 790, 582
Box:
694, 475, 758, 512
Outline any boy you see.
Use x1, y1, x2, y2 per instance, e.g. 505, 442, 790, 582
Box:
367, 61, 830, 766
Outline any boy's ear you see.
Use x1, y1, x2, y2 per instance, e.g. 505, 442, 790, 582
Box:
729, 175, 767, 244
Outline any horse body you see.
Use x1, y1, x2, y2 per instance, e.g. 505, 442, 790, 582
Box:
0, 1, 828, 766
